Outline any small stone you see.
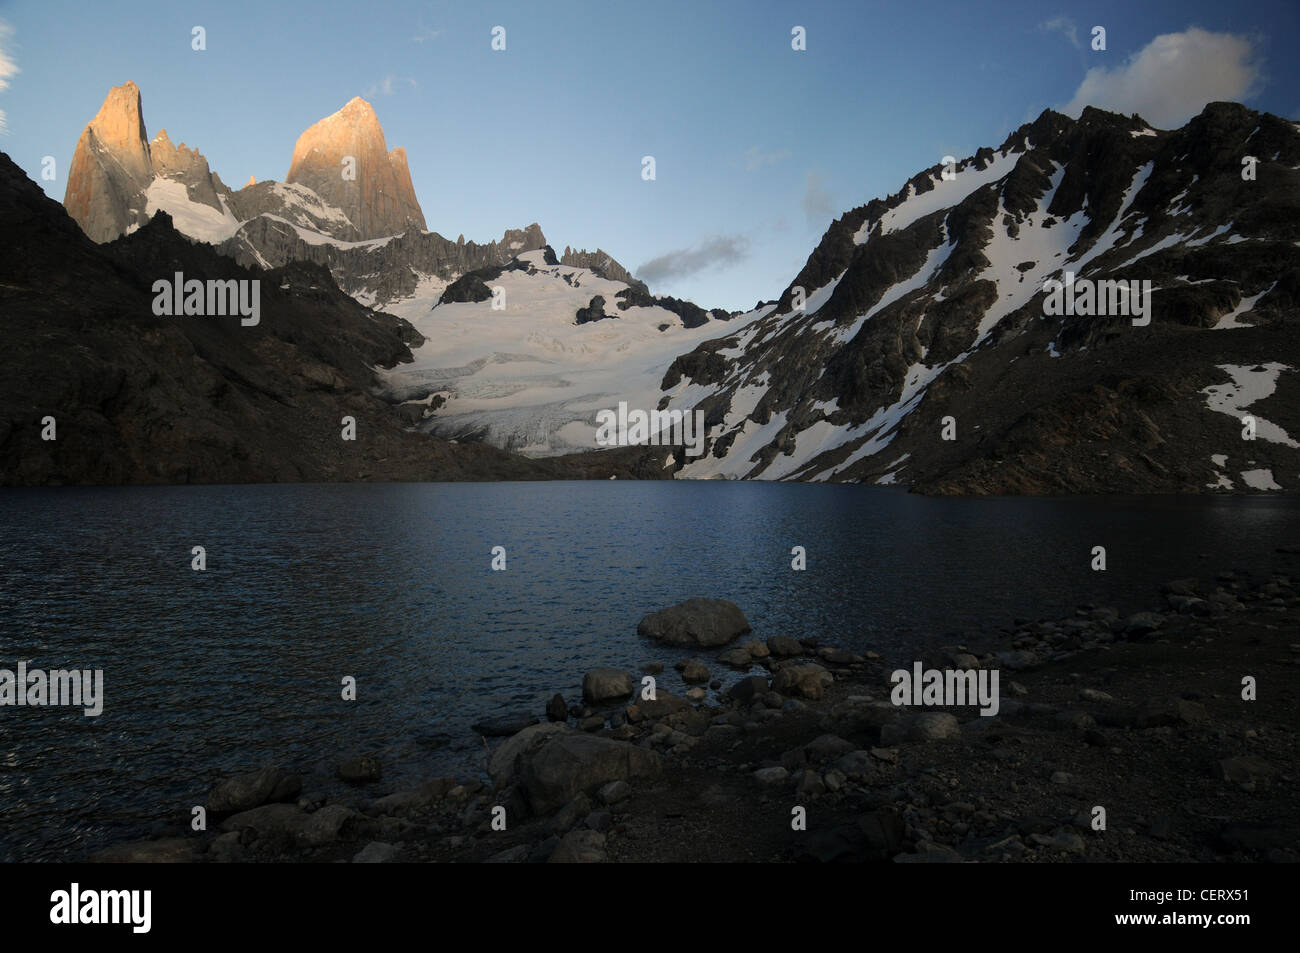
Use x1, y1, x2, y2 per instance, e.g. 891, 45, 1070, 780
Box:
717, 647, 752, 667
681, 659, 710, 683
753, 766, 790, 786
546, 694, 569, 722
353, 841, 405, 863
766, 635, 803, 658
1031, 829, 1085, 853
337, 756, 382, 783
582, 668, 634, 703
597, 780, 631, 805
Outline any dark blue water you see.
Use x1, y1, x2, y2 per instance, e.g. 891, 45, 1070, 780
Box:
0, 481, 1296, 861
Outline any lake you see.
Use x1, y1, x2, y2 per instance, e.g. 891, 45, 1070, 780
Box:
0, 481, 1295, 860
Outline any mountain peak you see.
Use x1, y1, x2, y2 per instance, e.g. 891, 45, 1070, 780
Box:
85, 81, 150, 172
63, 81, 154, 242
285, 98, 425, 239
341, 95, 375, 113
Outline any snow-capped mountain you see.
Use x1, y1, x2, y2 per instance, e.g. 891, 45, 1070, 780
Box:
58, 82, 738, 460
655, 102, 1300, 493
57, 83, 1300, 493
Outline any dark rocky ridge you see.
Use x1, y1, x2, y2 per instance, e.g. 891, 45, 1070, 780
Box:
561, 246, 644, 290
221, 220, 549, 306
0, 152, 670, 486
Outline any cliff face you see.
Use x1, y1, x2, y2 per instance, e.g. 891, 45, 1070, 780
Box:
63, 82, 237, 243
285, 97, 426, 240
63, 87, 424, 247
63, 81, 154, 242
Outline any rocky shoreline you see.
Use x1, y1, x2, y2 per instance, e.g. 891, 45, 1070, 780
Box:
88, 560, 1299, 864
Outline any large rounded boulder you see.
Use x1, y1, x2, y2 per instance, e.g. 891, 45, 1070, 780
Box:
637, 598, 751, 648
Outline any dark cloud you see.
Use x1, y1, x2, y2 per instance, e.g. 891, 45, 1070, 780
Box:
636, 235, 751, 283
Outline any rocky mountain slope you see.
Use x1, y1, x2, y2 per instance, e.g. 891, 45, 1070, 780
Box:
657, 103, 1300, 493
1, 152, 671, 485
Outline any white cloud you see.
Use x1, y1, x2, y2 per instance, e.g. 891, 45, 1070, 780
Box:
411, 28, 441, 43
802, 171, 834, 230
1061, 28, 1262, 128
0, 20, 18, 134
744, 145, 791, 171
637, 235, 750, 283
366, 75, 417, 97
1040, 16, 1080, 50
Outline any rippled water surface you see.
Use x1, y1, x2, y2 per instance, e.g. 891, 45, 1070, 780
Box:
1, 481, 1296, 860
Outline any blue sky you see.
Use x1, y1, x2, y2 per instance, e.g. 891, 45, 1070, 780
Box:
1, 0, 1296, 311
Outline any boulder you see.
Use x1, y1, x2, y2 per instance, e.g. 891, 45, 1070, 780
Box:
717, 647, 753, 667
637, 598, 751, 648
753, 766, 790, 786
727, 675, 770, 704
206, 767, 302, 815
1124, 612, 1164, 636
880, 712, 961, 744
489, 723, 571, 789
804, 734, 858, 762
766, 635, 804, 658
681, 659, 711, 683
771, 663, 833, 700
520, 734, 662, 815
220, 802, 308, 839
1218, 755, 1276, 786
546, 693, 569, 723
631, 691, 692, 720
598, 780, 631, 805
297, 805, 359, 846
353, 842, 406, 863
365, 777, 456, 817
582, 667, 635, 703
